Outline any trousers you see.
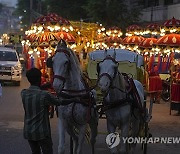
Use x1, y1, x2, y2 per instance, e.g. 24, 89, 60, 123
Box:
28, 137, 53, 154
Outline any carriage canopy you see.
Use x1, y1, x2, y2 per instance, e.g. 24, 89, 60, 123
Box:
87, 49, 144, 81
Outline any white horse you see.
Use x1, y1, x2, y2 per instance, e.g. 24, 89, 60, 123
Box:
53, 41, 98, 154
97, 50, 144, 154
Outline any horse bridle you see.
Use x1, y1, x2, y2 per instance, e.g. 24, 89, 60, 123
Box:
53, 49, 71, 84
53, 48, 95, 126
97, 56, 130, 96
97, 56, 118, 85
53, 49, 96, 95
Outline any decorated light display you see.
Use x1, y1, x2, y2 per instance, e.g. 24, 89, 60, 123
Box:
95, 24, 107, 50
143, 23, 160, 36
70, 21, 102, 52
139, 37, 157, 55
156, 33, 180, 55
105, 27, 123, 48
25, 13, 73, 36
151, 34, 180, 74
122, 35, 144, 51
160, 17, 180, 36
22, 13, 76, 70
126, 25, 143, 36
24, 13, 75, 50
56, 32, 75, 43
38, 32, 59, 49
1, 33, 9, 45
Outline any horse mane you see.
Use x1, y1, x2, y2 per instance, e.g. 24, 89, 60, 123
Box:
112, 73, 127, 99
68, 49, 82, 74
117, 73, 126, 91
65, 48, 84, 90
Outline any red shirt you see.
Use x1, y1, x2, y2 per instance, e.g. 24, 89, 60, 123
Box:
149, 66, 159, 76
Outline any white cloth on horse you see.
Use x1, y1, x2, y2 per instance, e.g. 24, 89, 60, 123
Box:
88, 49, 144, 67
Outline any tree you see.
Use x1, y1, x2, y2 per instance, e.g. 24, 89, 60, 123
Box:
15, 0, 48, 27
84, 0, 142, 31
15, 0, 142, 31
46, 0, 88, 21
15, 0, 30, 26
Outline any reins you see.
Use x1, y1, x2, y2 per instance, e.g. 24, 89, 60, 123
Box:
54, 48, 97, 96
53, 46, 97, 125
54, 75, 66, 83
96, 56, 133, 115
61, 84, 97, 93
110, 73, 132, 94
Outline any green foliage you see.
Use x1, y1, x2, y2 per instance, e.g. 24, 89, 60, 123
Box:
84, 0, 142, 31
46, 0, 88, 20
15, 0, 30, 26
15, 0, 142, 29
15, 0, 48, 26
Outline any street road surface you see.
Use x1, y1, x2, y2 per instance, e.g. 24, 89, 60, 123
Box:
0, 75, 180, 154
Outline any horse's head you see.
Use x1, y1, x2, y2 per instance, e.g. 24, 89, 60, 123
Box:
53, 40, 71, 92
97, 50, 118, 93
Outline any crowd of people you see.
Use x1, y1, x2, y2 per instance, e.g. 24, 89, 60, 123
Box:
146, 62, 180, 115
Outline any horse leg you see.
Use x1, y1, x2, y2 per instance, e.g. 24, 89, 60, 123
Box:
107, 119, 118, 154
58, 117, 65, 154
89, 111, 98, 154
130, 109, 140, 154
65, 124, 79, 154
119, 115, 130, 154
77, 125, 86, 154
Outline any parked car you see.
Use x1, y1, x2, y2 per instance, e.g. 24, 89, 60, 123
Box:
0, 47, 22, 86
18, 53, 25, 63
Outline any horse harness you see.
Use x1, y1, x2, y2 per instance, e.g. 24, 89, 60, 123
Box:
53, 49, 71, 85
53, 48, 96, 94
97, 57, 144, 117
97, 56, 118, 84
53, 48, 96, 125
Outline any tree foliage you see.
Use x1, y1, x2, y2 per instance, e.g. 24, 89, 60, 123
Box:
15, 0, 142, 29
46, 0, 88, 20
84, 0, 142, 30
15, 0, 48, 26
15, 0, 30, 26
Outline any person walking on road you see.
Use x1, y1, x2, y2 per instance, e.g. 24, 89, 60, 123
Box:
21, 68, 78, 154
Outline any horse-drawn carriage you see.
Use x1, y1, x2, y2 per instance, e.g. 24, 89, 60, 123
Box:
86, 49, 144, 102
85, 49, 153, 154
87, 49, 144, 81
52, 40, 154, 154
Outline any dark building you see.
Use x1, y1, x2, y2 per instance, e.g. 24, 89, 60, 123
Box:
141, 0, 180, 22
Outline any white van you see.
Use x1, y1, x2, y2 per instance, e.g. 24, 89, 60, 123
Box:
0, 47, 22, 86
